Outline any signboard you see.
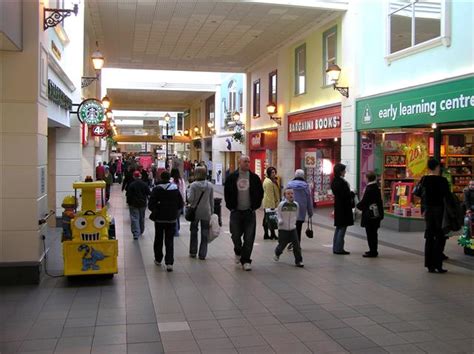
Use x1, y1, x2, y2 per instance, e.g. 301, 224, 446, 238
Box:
288, 105, 341, 141
255, 159, 262, 178
91, 124, 107, 137
77, 98, 105, 125
356, 76, 474, 130
250, 133, 262, 149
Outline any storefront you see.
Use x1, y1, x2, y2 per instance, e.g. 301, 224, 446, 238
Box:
356, 75, 474, 231
249, 130, 278, 180
288, 104, 341, 207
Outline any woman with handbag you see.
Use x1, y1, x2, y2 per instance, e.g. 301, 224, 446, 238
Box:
356, 171, 384, 257
187, 166, 214, 260
331, 163, 354, 255
262, 167, 281, 240
287, 169, 314, 248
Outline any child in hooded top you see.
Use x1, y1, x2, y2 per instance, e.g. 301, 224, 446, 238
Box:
274, 188, 304, 267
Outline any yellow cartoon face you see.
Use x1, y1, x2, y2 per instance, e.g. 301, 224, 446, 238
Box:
71, 209, 109, 241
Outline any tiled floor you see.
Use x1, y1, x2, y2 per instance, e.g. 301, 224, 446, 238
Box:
1, 184, 473, 354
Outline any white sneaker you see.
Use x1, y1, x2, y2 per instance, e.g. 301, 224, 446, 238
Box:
154, 260, 161, 266
242, 263, 252, 271
166, 264, 173, 272
234, 255, 241, 264
273, 254, 279, 262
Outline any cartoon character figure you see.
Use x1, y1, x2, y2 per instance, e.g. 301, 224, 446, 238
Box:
78, 244, 107, 271
71, 208, 109, 241
61, 196, 76, 242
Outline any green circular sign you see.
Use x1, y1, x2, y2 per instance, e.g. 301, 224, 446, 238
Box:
77, 98, 105, 125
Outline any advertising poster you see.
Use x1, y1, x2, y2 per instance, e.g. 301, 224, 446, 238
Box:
304, 151, 317, 168
406, 134, 428, 178
215, 163, 223, 185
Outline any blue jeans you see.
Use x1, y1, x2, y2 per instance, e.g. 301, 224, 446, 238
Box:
130, 206, 146, 237
333, 226, 347, 253
230, 210, 256, 264
190, 219, 210, 258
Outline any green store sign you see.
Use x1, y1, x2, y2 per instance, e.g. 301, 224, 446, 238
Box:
77, 98, 105, 125
356, 76, 474, 130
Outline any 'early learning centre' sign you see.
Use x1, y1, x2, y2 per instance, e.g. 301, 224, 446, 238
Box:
356, 76, 474, 130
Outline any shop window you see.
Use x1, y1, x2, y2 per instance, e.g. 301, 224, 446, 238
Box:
268, 70, 277, 106
387, 0, 450, 60
295, 44, 306, 95
253, 79, 260, 117
323, 26, 337, 86
228, 80, 237, 112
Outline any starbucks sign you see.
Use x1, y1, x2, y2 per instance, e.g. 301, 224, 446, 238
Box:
77, 99, 105, 125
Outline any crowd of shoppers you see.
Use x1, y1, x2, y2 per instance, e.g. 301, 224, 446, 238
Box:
113, 151, 465, 275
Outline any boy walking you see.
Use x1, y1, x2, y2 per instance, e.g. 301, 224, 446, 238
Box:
273, 188, 304, 267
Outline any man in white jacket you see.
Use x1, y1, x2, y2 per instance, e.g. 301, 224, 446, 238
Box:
273, 188, 304, 267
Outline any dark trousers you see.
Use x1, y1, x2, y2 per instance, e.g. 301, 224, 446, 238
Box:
275, 229, 302, 264
263, 211, 277, 239
230, 210, 256, 264
365, 224, 379, 255
424, 206, 444, 270
295, 220, 304, 244
154, 222, 176, 265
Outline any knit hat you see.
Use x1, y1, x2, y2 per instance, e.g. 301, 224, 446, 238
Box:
295, 169, 305, 178
133, 170, 141, 178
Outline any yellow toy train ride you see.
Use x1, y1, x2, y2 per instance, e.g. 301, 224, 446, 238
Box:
62, 181, 118, 277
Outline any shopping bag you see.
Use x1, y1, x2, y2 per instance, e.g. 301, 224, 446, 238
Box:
208, 214, 220, 243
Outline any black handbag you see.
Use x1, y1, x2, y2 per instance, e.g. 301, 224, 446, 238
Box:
184, 190, 205, 222
413, 176, 425, 198
305, 218, 314, 238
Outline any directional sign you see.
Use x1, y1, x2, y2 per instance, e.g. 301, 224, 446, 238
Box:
91, 124, 107, 137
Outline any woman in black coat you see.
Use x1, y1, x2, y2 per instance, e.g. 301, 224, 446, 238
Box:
331, 163, 354, 255
356, 171, 384, 257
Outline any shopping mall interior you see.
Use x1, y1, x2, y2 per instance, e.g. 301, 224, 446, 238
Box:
0, 1, 473, 353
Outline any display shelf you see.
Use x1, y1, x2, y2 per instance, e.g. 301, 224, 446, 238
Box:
385, 164, 406, 167
447, 154, 474, 157
448, 164, 470, 166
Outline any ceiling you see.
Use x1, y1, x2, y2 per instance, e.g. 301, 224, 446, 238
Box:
107, 88, 215, 111
85, 0, 347, 73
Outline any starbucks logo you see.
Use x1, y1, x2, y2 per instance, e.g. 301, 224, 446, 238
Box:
77, 99, 105, 125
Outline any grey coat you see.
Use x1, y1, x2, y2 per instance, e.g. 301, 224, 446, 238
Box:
187, 180, 214, 221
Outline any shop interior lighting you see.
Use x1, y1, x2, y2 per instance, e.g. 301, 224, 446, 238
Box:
266, 103, 282, 125
81, 42, 105, 88
322, 159, 333, 175
326, 64, 349, 98
431, 123, 437, 129
334, 137, 338, 142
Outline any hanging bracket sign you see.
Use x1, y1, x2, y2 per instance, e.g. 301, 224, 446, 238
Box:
77, 98, 105, 125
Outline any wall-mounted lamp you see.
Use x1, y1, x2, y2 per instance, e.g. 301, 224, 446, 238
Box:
233, 112, 241, 122
193, 125, 201, 136
266, 103, 281, 125
101, 96, 111, 110
183, 129, 190, 137
326, 64, 349, 98
44, 3, 78, 30
164, 113, 171, 122
106, 109, 113, 120
207, 121, 214, 128
81, 42, 105, 88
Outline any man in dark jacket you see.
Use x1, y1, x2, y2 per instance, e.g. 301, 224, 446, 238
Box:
356, 171, 384, 257
224, 155, 264, 271
126, 171, 150, 240
331, 163, 354, 255
148, 171, 184, 272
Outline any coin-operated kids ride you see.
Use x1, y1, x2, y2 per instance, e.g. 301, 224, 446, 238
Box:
63, 181, 118, 277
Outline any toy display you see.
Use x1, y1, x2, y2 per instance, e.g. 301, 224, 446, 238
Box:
62, 181, 118, 277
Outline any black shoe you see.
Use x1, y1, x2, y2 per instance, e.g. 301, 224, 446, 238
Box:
271, 234, 278, 240
428, 268, 436, 273
264, 235, 271, 240
363, 253, 378, 258
436, 268, 448, 273
333, 251, 350, 255
199, 256, 206, 260
189, 254, 196, 258
442, 254, 449, 260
